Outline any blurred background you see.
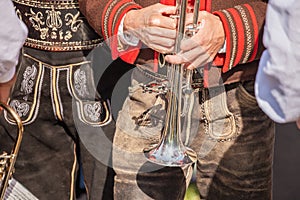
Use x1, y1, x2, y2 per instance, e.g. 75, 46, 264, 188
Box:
273, 123, 300, 200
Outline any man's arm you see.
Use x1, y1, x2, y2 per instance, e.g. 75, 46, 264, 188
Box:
165, 1, 268, 73
0, 0, 28, 103
213, 1, 268, 72
79, 0, 143, 63
255, 0, 300, 125
79, 0, 177, 64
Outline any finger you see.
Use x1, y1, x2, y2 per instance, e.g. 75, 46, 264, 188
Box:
186, 56, 210, 70
180, 36, 201, 51
148, 14, 177, 29
179, 47, 210, 69
157, 4, 177, 16
147, 4, 177, 29
165, 41, 210, 65
184, 13, 194, 25
165, 53, 208, 69
165, 49, 199, 65
165, 54, 186, 64
149, 36, 175, 49
150, 37, 175, 49
146, 27, 177, 39
149, 43, 174, 54
186, 52, 212, 70
142, 28, 176, 49
180, 46, 207, 63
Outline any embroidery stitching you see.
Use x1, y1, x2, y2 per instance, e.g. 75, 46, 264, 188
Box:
10, 100, 30, 117
74, 68, 89, 97
25, 6, 83, 41
222, 10, 237, 70
83, 102, 102, 122
21, 64, 38, 101
103, 0, 119, 43
236, 5, 253, 63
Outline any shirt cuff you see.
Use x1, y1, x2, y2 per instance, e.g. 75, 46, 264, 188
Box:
218, 40, 226, 53
117, 14, 140, 51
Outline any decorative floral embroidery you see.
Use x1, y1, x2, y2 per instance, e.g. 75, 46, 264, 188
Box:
74, 69, 89, 97
83, 102, 102, 122
10, 100, 30, 117
21, 65, 38, 96
25, 6, 83, 41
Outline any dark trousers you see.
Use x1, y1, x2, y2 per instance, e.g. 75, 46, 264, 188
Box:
112, 67, 275, 200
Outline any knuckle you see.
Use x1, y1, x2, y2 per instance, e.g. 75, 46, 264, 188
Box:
196, 38, 205, 46
166, 40, 175, 48
148, 15, 159, 26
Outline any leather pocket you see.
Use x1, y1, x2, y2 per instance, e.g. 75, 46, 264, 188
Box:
237, 80, 257, 107
5, 55, 42, 125
69, 64, 112, 126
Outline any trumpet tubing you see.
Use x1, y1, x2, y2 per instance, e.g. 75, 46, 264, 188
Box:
0, 102, 24, 200
144, 0, 200, 167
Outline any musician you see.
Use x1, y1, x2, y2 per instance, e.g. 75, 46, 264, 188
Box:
79, 0, 274, 199
0, 0, 115, 199
0, 0, 27, 103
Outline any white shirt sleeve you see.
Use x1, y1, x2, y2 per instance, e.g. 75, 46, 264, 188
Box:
117, 14, 140, 48
0, 0, 28, 83
218, 40, 226, 53
255, 0, 300, 123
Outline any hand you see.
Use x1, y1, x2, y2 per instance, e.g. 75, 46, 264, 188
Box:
165, 11, 225, 69
124, 3, 177, 54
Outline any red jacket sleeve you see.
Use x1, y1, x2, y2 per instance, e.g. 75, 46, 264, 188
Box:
79, 0, 142, 64
213, 2, 267, 73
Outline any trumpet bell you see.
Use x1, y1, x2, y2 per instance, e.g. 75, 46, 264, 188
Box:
143, 0, 201, 168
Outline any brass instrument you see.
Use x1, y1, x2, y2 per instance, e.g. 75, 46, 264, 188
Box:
0, 102, 24, 199
144, 0, 201, 166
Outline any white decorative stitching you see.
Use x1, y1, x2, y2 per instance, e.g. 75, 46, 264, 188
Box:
74, 68, 89, 97
10, 100, 30, 117
83, 102, 102, 122
21, 64, 37, 96
104, 0, 119, 43
236, 5, 253, 63
222, 10, 237, 70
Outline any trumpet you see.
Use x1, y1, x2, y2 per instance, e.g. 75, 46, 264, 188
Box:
144, 0, 201, 166
0, 102, 24, 199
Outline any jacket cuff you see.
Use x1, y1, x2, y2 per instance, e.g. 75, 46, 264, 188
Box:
101, 0, 142, 63
213, 4, 259, 73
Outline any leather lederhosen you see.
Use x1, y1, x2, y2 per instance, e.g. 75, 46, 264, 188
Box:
0, 1, 115, 199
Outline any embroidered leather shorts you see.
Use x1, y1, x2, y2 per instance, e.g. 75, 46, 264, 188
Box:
4, 51, 111, 127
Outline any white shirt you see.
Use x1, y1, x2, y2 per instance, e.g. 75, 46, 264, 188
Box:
0, 0, 28, 83
255, 0, 300, 123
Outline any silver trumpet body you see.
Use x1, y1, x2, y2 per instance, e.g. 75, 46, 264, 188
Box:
144, 0, 201, 167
